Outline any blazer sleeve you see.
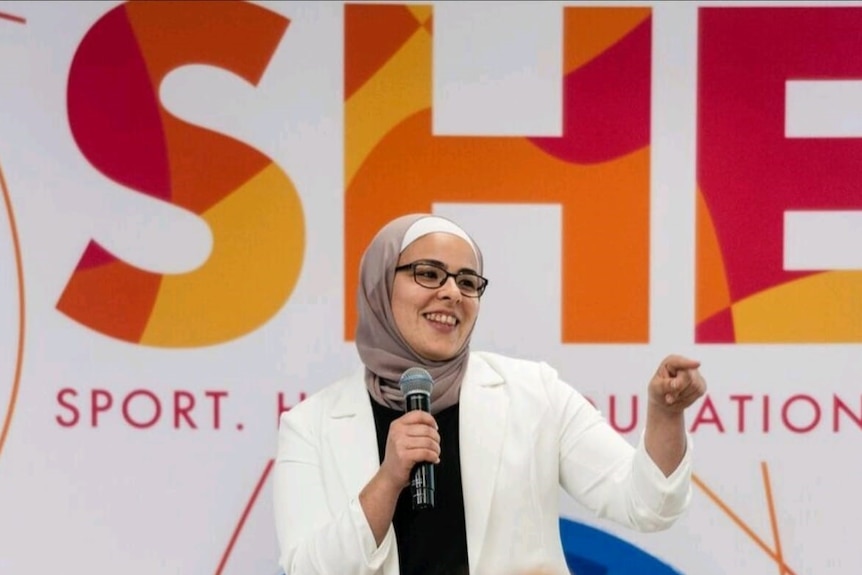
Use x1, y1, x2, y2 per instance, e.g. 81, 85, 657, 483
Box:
274, 405, 395, 574
547, 363, 693, 532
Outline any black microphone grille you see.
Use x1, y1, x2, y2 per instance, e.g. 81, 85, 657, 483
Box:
399, 367, 433, 396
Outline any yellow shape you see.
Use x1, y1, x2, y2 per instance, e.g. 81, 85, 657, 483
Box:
732, 271, 862, 342
345, 26, 432, 186
142, 163, 304, 346
406, 5, 432, 25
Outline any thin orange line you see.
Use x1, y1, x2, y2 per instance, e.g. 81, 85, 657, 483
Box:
0, 160, 26, 464
214, 458, 275, 575
761, 462, 788, 575
0, 11, 26, 24
693, 473, 798, 575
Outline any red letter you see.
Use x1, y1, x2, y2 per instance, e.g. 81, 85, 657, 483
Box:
697, 7, 862, 342
174, 390, 197, 430
56, 388, 80, 427
689, 395, 725, 433
833, 394, 862, 432
205, 391, 228, 430
781, 394, 821, 433
122, 389, 161, 429
608, 395, 638, 433
91, 389, 113, 427
729, 394, 753, 432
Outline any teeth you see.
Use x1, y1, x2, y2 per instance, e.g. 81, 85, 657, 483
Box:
425, 313, 457, 326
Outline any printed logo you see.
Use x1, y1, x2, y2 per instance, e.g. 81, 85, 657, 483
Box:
343, 5, 653, 343
696, 7, 862, 342
57, 1, 305, 347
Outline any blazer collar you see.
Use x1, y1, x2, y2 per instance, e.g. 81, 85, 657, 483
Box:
459, 353, 509, 575
325, 369, 380, 499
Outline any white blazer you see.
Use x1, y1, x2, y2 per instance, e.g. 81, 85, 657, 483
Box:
274, 352, 692, 575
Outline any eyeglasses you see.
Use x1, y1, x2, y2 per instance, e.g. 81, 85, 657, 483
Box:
394, 261, 489, 298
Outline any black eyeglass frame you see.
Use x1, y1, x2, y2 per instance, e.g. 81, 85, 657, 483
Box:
394, 261, 489, 298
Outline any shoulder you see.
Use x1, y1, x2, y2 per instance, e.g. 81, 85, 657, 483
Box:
468, 350, 561, 383
278, 367, 366, 428
465, 351, 592, 430
467, 350, 575, 408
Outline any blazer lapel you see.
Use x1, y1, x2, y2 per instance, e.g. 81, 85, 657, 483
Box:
323, 372, 401, 575
324, 371, 381, 502
459, 354, 509, 575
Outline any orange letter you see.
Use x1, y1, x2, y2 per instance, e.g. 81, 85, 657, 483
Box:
344, 5, 652, 343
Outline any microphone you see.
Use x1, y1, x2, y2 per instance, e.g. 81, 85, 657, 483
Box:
399, 367, 436, 510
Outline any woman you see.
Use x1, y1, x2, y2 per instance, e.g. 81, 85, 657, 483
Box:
274, 214, 706, 575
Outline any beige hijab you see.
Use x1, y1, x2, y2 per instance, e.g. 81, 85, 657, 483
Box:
356, 214, 483, 414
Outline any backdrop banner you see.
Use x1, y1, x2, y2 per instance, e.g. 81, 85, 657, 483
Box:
0, 2, 860, 574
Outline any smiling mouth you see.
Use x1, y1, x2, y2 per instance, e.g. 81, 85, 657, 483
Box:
424, 312, 458, 326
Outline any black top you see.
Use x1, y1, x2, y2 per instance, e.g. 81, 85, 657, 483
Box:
370, 397, 469, 575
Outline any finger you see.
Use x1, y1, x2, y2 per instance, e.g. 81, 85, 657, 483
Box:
670, 373, 694, 393
662, 355, 701, 376
399, 440, 441, 464
669, 386, 696, 406
390, 415, 438, 439
404, 426, 441, 444
398, 415, 440, 434
392, 448, 440, 469
662, 379, 689, 404
416, 449, 441, 464
656, 374, 686, 396
401, 436, 439, 453
670, 380, 706, 406
399, 410, 438, 428
674, 371, 704, 392
681, 378, 707, 401
664, 390, 682, 405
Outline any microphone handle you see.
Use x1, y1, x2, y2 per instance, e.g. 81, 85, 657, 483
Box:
406, 392, 435, 510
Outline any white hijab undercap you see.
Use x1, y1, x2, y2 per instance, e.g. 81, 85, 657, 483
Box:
400, 216, 479, 261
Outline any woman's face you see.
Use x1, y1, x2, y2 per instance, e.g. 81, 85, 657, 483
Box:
391, 232, 480, 361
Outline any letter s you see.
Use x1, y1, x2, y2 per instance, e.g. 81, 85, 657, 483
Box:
59, 1, 303, 347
